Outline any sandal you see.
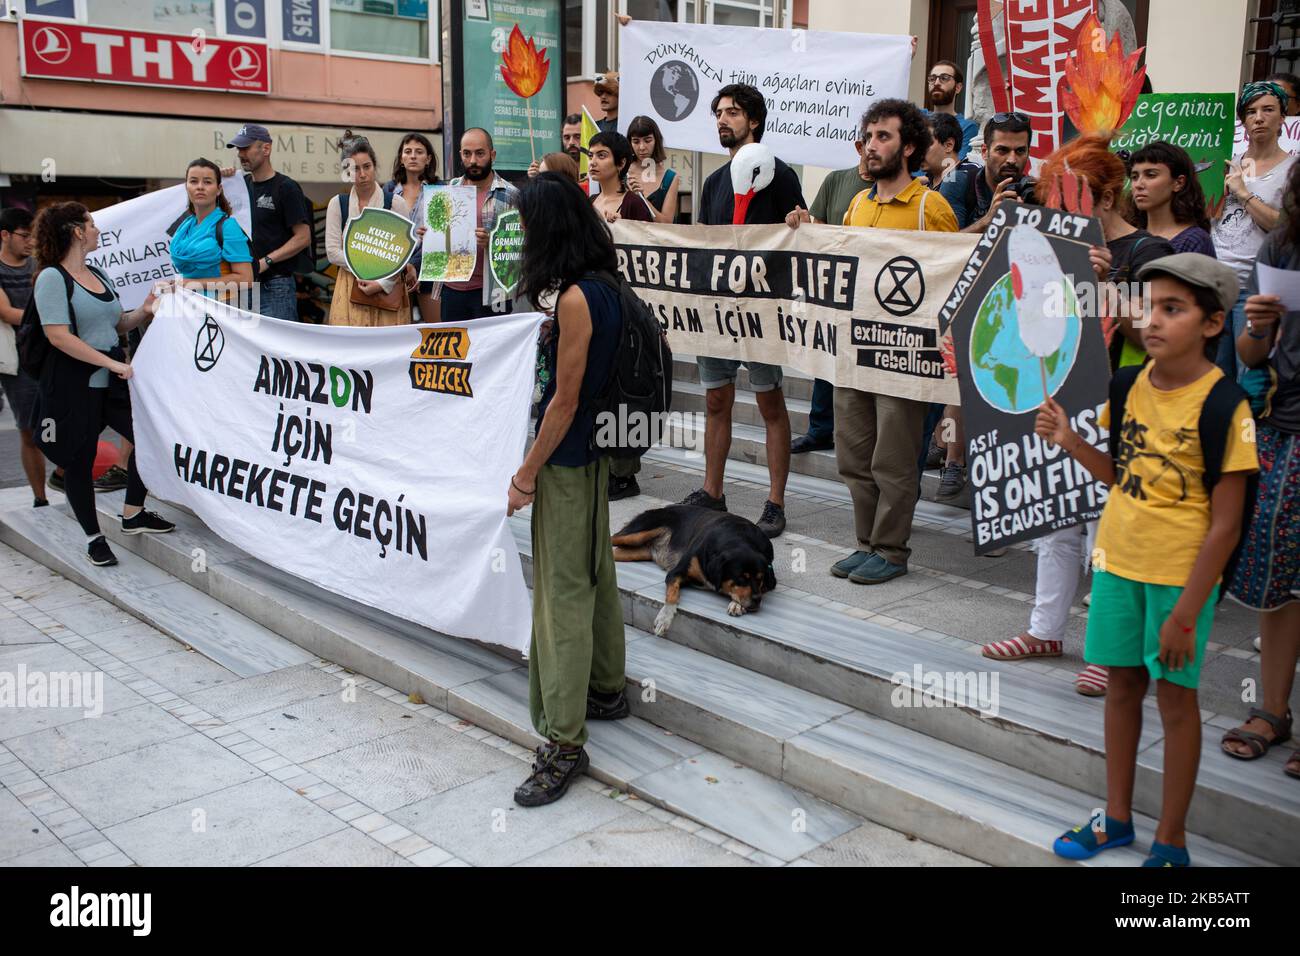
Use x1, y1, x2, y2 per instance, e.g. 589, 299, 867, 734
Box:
1053, 815, 1135, 860
1286, 750, 1300, 780
982, 634, 1063, 661
1220, 708, 1293, 760
1075, 664, 1108, 697
1142, 841, 1190, 868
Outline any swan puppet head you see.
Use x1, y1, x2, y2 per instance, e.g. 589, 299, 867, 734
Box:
730, 142, 775, 225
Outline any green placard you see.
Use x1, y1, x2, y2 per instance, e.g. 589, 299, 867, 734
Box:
489, 208, 523, 296
343, 207, 417, 282
1112, 94, 1235, 208
461, 1, 562, 171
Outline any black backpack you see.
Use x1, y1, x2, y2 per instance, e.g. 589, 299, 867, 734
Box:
583, 270, 672, 460
16, 265, 110, 378
1108, 365, 1259, 598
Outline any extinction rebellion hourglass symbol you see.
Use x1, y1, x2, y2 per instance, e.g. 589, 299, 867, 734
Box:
194, 314, 225, 372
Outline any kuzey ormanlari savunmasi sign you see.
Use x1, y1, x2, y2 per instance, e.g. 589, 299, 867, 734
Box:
129, 289, 544, 651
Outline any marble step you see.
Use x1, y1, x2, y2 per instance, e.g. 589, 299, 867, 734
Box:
9, 500, 1266, 866
673, 354, 817, 402
505, 514, 1300, 866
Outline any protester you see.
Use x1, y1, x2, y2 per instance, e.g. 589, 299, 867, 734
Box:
384, 132, 441, 323
925, 59, 979, 160
626, 115, 681, 223
1220, 164, 1300, 780
687, 83, 805, 537
588, 131, 656, 224
169, 158, 254, 297
983, 134, 1174, 695
1267, 72, 1300, 116
785, 126, 877, 456
1212, 81, 1296, 406
539, 152, 578, 182
962, 111, 1036, 235
324, 135, 414, 326
594, 71, 619, 133
433, 128, 518, 323
561, 113, 584, 165
1128, 140, 1215, 255
793, 99, 957, 584
507, 171, 629, 807
0, 207, 52, 507
30, 202, 175, 566
1043, 253, 1256, 867
227, 124, 314, 323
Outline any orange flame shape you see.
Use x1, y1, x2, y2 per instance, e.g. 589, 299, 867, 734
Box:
500, 24, 549, 99
1060, 12, 1146, 134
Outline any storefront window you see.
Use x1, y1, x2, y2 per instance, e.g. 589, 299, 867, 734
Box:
329, 0, 429, 59
85, 0, 217, 34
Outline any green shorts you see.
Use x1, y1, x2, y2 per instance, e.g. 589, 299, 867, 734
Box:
1084, 569, 1218, 690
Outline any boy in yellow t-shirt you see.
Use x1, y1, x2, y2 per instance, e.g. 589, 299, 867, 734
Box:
1036, 254, 1258, 867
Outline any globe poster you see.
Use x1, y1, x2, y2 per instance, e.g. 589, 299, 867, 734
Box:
940, 200, 1111, 555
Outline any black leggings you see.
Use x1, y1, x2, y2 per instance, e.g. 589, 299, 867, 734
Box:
65, 385, 147, 537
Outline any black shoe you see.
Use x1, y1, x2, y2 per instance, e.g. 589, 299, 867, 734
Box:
87, 535, 117, 567
756, 500, 786, 538
608, 475, 641, 501
33, 498, 48, 508
47, 470, 65, 492
587, 688, 630, 720
937, 461, 967, 499
682, 488, 727, 511
121, 510, 176, 535
925, 441, 944, 470
94, 465, 129, 493
791, 434, 834, 454
513, 744, 590, 807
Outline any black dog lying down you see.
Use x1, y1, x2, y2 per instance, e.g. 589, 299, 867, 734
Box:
611, 505, 776, 636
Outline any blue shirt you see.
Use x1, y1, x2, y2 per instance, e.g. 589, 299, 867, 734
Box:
936, 160, 983, 229
169, 209, 252, 280
35, 267, 122, 388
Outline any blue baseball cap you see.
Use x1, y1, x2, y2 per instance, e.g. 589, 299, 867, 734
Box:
228, 123, 272, 148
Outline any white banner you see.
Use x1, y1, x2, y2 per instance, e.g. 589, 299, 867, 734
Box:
618, 21, 910, 170
130, 289, 543, 651
86, 176, 252, 311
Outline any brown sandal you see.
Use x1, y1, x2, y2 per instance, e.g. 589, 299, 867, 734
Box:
1221, 708, 1294, 760
1286, 750, 1300, 780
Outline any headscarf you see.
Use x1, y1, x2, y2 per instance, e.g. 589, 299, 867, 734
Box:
1238, 81, 1289, 121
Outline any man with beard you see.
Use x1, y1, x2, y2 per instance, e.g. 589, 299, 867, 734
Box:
562, 113, 583, 165
435, 127, 518, 322
832, 100, 957, 585
595, 72, 620, 133
925, 60, 978, 160
962, 111, 1036, 235
686, 83, 805, 538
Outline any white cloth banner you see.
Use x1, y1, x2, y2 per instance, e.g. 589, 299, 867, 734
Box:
618, 21, 910, 169
86, 176, 252, 311
130, 289, 542, 651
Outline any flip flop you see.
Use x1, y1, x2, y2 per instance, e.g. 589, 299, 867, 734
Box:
983, 634, 1063, 661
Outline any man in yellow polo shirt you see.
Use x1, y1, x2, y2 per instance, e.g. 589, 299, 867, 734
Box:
808, 99, 957, 585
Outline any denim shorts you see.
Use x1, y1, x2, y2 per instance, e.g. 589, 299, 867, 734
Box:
696, 356, 783, 392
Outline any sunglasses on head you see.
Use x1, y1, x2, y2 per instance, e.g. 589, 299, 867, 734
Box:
991, 111, 1031, 124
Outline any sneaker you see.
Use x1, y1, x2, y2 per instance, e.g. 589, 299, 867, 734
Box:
791, 434, 833, 454
831, 550, 874, 578
94, 465, 129, 492
121, 510, 176, 535
87, 535, 117, 567
47, 470, 65, 492
925, 441, 944, 469
587, 688, 630, 720
608, 475, 641, 501
848, 553, 908, 585
681, 488, 726, 511
33, 498, 48, 508
513, 744, 590, 807
756, 500, 786, 538
936, 461, 967, 499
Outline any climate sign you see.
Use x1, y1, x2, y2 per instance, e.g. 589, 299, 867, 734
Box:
20, 19, 270, 94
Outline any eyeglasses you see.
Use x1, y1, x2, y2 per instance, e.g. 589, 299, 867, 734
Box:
927, 73, 956, 83
991, 111, 1031, 124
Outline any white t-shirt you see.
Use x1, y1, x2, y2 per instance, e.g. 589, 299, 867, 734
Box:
1212, 152, 1297, 286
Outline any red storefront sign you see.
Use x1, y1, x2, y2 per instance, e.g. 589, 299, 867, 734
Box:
19, 19, 270, 94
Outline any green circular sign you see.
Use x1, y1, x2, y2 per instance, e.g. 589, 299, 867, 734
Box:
489, 209, 524, 297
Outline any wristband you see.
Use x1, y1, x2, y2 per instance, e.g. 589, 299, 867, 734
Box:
1247, 324, 1270, 339
511, 476, 535, 496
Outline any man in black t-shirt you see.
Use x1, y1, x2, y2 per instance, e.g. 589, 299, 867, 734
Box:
683, 83, 806, 539
228, 124, 314, 322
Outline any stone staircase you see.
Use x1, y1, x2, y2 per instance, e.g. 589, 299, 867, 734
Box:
0, 482, 1291, 866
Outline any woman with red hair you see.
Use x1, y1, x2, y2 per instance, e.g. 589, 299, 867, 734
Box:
981, 134, 1175, 697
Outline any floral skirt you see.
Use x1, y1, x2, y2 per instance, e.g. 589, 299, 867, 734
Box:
1228, 423, 1300, 611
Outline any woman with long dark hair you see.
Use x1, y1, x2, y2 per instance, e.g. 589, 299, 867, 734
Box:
385, 133, 440, 321
1128, 141, 1215, 255
626, 115, 680, 223
31, 202, 174, 566
588, 131, 655, 224
1219, 159, 1300, 780
505, 171, 628, 807
169, 158, 253, 299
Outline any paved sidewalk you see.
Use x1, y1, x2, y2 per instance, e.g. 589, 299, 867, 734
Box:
0, 541, 978, 867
